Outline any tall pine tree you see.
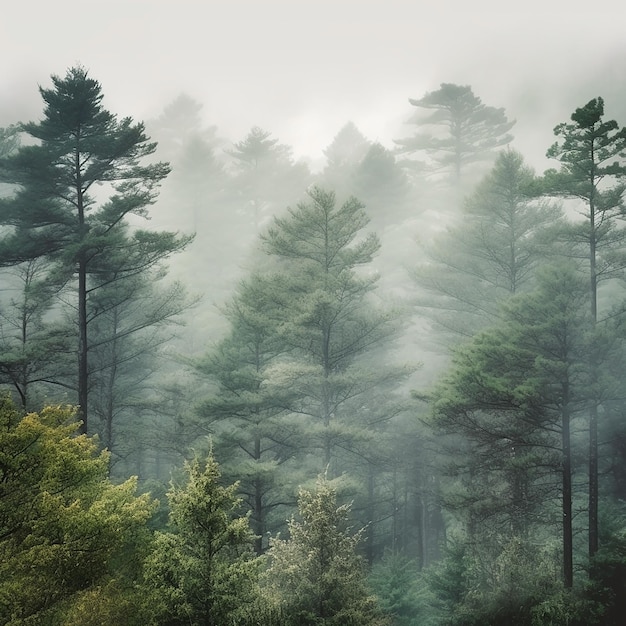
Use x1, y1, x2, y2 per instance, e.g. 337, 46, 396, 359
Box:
544, 96, 626, 558
0, 66, 190, 432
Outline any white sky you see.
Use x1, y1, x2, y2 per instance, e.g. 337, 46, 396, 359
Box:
2, 1, 625, 169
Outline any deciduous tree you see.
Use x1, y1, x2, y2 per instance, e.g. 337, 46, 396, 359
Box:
0, 396, 155, 624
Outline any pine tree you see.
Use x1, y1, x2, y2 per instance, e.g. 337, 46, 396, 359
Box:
320, 121, 372, 195
144, 451, 259, 626
0, 258, 73, 408
431, 263, 594, 588
227, 126, 310, 232
261, 186, 405, 474
544, 96, 626, 558
262, 476, 388, 626
412, 149, 561, 341
395, 83, 515, 189
0, 66, 190, 432
196, 275, 305, 554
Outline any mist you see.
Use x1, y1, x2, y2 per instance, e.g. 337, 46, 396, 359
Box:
2, 2, 626, 624
3, 1, 625, 165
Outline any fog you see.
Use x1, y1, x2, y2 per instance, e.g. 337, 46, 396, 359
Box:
4, 0, 625, 406
3, 1, 625, 170
4, 4, 626, 622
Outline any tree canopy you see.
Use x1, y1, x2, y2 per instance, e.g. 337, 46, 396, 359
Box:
395, 83, 515, 187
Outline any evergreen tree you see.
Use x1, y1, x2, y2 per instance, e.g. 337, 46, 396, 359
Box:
0, 258, 73, 408
352, 142, 413, 229
195, 275, 305, 554
262, 476, 388, 626
227, 126, 310, 232
395, 83, 515, 189
87, 263, 192, 472
544, 96, 626, 558
144, 451, 259, 626
412, 149, 561, 341
0, 125, 19, 160
431, 263, 594, 588
261, 186, 406, 474
197, 185, 414, 559
148, 93, 227, 234
319, 121, 372, 195
149, 93, 213, 158
0, 66, 190, 432
368, 552, 427, 626
257, 186, 414, 558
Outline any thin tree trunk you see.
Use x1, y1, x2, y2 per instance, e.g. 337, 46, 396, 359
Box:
366, 468, 375, 564
104, 315, 119, 452
77, 143, 89, 434
562, 387, 573, 588
253, 434, 264, 555
588, 193, 599, 559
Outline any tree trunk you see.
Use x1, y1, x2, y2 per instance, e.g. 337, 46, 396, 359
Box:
589, 402, 599, 557
78, 255, 89, 434
76, 142, 89, 435
588, 197, 599, 559
562, 388, 573, 588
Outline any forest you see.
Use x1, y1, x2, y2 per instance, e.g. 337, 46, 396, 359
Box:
1, 65, 626, 625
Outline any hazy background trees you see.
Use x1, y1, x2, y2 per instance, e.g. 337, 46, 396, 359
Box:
2, 64, 626, 625
394, 83, 515, 205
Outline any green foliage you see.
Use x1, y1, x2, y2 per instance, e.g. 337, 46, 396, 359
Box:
226, 125, 311, 232
144, 452, 259, 626
430, 262, 593, 587
263, 185, 380, 274
260, 186, 405, 471
529, 590, 604, 626
546, 97, 626, 203
0, 66, 171, 262
195, 274, 304, 552
422, 535, 567, 626
579, 502, 626, 625
0, 258, 74, 409
262, 476, 389, 626
369, 551, 437, 626
85, 228, 194, 465
544, 95, 626, 561
425, 538, 472, 617
197, 183, 414, 561
543, 96, 626, 308
0, 395, 156, 625
0, 65, 190, 433
0, 124, 19, 159
322, 122, 371, 180
412, 149, 562, 339
56, 578, 158, 626
352, 142, 412, 226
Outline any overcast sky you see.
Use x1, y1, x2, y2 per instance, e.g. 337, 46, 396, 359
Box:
2, 1, 625, 169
